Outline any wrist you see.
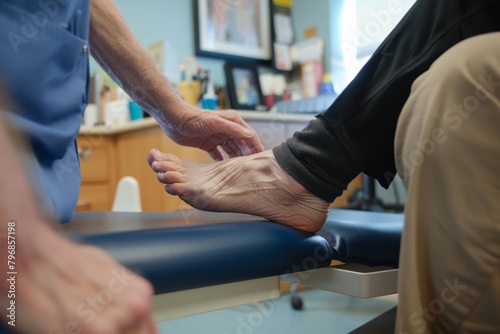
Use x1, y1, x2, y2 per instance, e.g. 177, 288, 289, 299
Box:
14, 213, 61, 258
157, 100, 197, 131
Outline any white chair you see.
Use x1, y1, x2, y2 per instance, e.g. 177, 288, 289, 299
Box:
112, 176, 142, 212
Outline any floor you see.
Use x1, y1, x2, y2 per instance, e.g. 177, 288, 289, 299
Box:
158, 289, 398, 334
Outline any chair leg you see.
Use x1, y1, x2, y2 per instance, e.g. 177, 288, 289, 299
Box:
290, 283, 304, 310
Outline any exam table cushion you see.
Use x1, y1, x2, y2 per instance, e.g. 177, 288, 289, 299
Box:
59, 209, 404, 294
61, 211, 333, 294
319, 209, 403, 268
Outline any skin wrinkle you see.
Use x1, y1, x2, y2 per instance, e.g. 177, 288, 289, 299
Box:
150, 149, 330, 232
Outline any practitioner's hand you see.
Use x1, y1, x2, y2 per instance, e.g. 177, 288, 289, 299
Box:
5, 226, 158, 334
160, 104, 264, 160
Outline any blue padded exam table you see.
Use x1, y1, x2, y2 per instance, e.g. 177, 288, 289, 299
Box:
0, 208, 403, 333
59, 208, 404, 322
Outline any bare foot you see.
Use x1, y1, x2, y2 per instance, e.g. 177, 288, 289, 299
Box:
148, 149, 330, 232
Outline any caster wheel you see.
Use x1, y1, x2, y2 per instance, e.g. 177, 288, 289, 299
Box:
291, 295, 303, 310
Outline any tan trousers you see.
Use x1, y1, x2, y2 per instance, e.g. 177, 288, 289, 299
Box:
394, 32, 500, 333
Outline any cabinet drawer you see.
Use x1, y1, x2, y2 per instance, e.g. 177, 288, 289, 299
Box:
78, 184, 111, 211
78, 144, 110, 182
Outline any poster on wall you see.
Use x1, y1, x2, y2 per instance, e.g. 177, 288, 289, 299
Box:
224, 62, 266, 110
194, 0, 272, 63
271, 0, 294, 71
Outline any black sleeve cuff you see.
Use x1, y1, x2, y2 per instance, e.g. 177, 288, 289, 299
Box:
273, 117, 362, 203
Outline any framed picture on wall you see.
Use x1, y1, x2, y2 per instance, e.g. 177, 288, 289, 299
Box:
194, 0, 272, 64
224, 62, 266, 111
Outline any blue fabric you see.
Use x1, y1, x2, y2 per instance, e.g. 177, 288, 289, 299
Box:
63, 210, 335, 294
0, 0, 90, 222
53, 209, 402, 293
318, 209, 403, 267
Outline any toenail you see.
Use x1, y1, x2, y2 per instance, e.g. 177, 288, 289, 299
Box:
155, 150, 162, 159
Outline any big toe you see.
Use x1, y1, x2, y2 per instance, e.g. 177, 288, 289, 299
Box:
147, 148, 167, 166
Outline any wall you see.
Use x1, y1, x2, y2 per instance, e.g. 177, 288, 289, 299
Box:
110, 0, 343, 85
104, 1, 415, 86
104, 1, 347, 86
98, 0, 228, 85
291, 0, 334, 73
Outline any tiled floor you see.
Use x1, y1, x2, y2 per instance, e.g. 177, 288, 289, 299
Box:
158, 290, 398, 334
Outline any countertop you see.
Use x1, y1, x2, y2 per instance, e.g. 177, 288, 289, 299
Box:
79, 110, 317, 136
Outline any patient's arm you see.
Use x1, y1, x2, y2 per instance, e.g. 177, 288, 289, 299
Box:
89, 0, 263, 160
0, 110, 157, 333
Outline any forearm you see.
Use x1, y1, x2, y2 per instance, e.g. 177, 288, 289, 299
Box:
0, 113, 52, 251
89, 0, 263, 158
89, 0, 189, 128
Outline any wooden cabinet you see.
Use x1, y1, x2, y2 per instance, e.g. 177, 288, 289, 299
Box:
77, 135, 116, 211
76, 119, 211, 212
114, 126, 212, 211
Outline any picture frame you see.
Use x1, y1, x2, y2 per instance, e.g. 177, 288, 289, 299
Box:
224, 62, 266, 111
194, 0, 272, 64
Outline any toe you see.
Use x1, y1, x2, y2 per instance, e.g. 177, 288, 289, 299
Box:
147, 149, 158, 167
147, 148, 172, 165
152, 161, 184, 173
157, 171, 186, 184
164, 183, 188, 196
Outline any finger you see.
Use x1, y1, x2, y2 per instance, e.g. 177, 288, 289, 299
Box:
231, 137, 263, 157
216, 109, 251, 128
212, 111, 264, 155
216, 120, 265, 155
251, 138, 265, 154
245, 136, 265, 155
207, 147, 224, 161
120, 278, 156, 334
146, 314, 159, 334
125, 314, 158, 334
213, 110, 258, 140
221, 140, 242, 158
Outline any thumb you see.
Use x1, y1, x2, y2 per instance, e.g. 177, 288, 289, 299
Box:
214, 116, 256, 140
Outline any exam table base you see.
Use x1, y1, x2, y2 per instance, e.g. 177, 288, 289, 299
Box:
154, 276, 280, 321
154, 264, 398, 321
281, 264, 398, 299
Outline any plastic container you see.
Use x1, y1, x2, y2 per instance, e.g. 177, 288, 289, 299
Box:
319, 73, 335, 96
129, 101, 143, 121
201, 73, 218, 110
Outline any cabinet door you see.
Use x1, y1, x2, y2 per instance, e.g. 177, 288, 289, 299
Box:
115, 126, 212, 212
77, 135, 116, 211
78, 184, 112, 211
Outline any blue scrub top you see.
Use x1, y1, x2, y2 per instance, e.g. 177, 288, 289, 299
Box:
0, 0, 90, 222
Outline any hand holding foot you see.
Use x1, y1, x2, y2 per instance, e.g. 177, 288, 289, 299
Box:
160, 105, 265, 160
148, 149, 330, 232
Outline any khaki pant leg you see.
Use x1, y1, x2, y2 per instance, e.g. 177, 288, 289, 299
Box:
394, 32, 500, 333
